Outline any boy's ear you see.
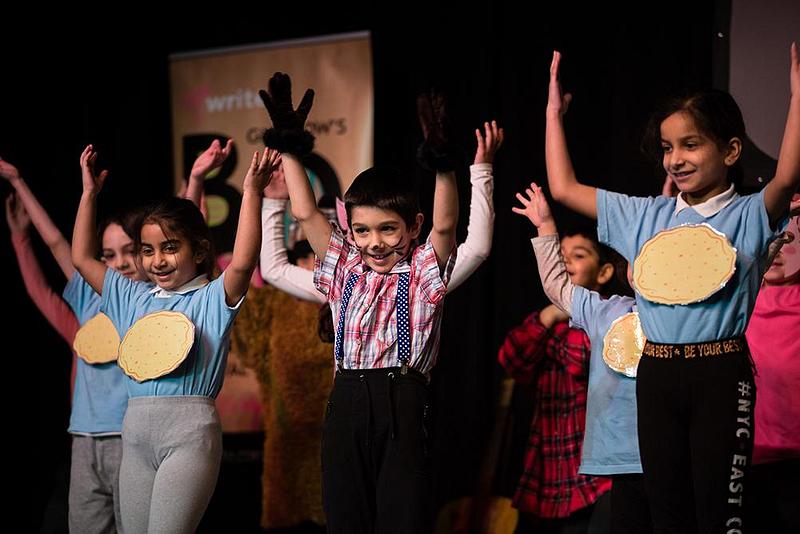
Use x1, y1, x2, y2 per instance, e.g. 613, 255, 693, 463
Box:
409, 213, 424, 239
597, 262, 615, 286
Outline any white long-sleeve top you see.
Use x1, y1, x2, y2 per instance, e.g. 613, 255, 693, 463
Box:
260, 163, 495, 302
531, 234, 575, 315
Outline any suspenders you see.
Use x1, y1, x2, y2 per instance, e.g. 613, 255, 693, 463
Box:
334, 271, 412, 374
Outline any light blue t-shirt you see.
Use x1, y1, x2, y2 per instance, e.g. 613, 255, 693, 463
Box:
100, 268, 242, 398
571, 286, 641, 475
597, 188, 784, 343
62, 272, 130, 435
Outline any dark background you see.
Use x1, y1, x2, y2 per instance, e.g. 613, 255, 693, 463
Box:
2, 3, 723, 530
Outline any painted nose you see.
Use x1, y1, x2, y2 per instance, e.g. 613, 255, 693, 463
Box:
368, 234, 384, 251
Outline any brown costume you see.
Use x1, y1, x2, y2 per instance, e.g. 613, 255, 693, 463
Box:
232, 285, 333, 528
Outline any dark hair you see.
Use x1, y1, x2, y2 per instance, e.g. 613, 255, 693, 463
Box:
642, 89, 746, 189
130, 197, 216, 278
562, 227, 633, 298
317, 303, 335, 343
288, 239, 314, 265
343, 166, 420, 228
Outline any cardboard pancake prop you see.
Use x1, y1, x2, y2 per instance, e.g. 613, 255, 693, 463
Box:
602, 312, 645, 378
73, 313, 121, 364
118, 311, 195, 382
633, 224, 737, 305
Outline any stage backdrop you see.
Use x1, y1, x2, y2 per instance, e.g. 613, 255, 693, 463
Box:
170, 31, 373, 252
169, 31, 374, 432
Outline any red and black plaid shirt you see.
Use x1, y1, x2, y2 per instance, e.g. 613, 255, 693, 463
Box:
498, 311, 611, 518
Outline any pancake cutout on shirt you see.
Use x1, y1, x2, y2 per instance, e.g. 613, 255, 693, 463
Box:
118, 311, 195, 382
73, 313, 121, 364
633, 223, 737, 305
602, 312, 646, 378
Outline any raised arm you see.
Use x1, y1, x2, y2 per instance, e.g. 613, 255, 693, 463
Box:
448, 121, 504, 291
259, 169, 324, 303
281, 155, 332, 259
545, 51, 597, 219
259, 72, 331, 260
431, 171, 458, 269
764, 43, 800, 225
416, 91, 459, 268
513, 182, 574, 315
6, 194, 81, 345
71, 145, 109, 295
184, 138, 233, 209
223, 149, 279, 307
0, 157, 74, 278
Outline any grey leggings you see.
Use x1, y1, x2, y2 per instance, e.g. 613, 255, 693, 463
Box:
69, 435, 123, 534
119, 396, 222, 534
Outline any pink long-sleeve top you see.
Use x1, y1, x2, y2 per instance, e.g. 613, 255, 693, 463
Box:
11, 233, 79, 395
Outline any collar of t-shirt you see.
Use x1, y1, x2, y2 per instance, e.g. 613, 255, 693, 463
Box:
148, 274, 210, 299
673, 184, 739, 218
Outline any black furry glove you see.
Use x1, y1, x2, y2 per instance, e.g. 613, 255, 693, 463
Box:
259, 72, 316, 156
416, 90, 464, 172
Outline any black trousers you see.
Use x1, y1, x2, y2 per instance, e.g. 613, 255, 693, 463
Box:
321, 367, 431, 534
610, 473, 652, 534
636, 341, 755, 534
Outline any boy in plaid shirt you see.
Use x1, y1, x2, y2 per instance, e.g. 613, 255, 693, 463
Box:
260, 75, 460, 533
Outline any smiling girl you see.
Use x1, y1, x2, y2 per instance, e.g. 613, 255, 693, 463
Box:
71, 144, 277, 533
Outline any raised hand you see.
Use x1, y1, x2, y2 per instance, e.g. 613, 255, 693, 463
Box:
259, 72, 315, 156
243, 148, 281, 194
790, 192, 800, 217
418, 90, 449, 146
512, 182, 556, 234
5, 192, 31, 234
0, 157, 21, 183
417, 90, 463, 172
263, 160, 289, 200
540, 303, 570, 327
474, 120, 505, 165
547, 51, 573, 119
190, 139, 233, 180
662, 175, 679, 197
79, 145, 108, 194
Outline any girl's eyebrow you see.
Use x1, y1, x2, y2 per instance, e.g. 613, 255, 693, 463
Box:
662, 134, 702, 143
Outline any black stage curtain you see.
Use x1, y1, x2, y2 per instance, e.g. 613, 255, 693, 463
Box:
1, 3, 715, 530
